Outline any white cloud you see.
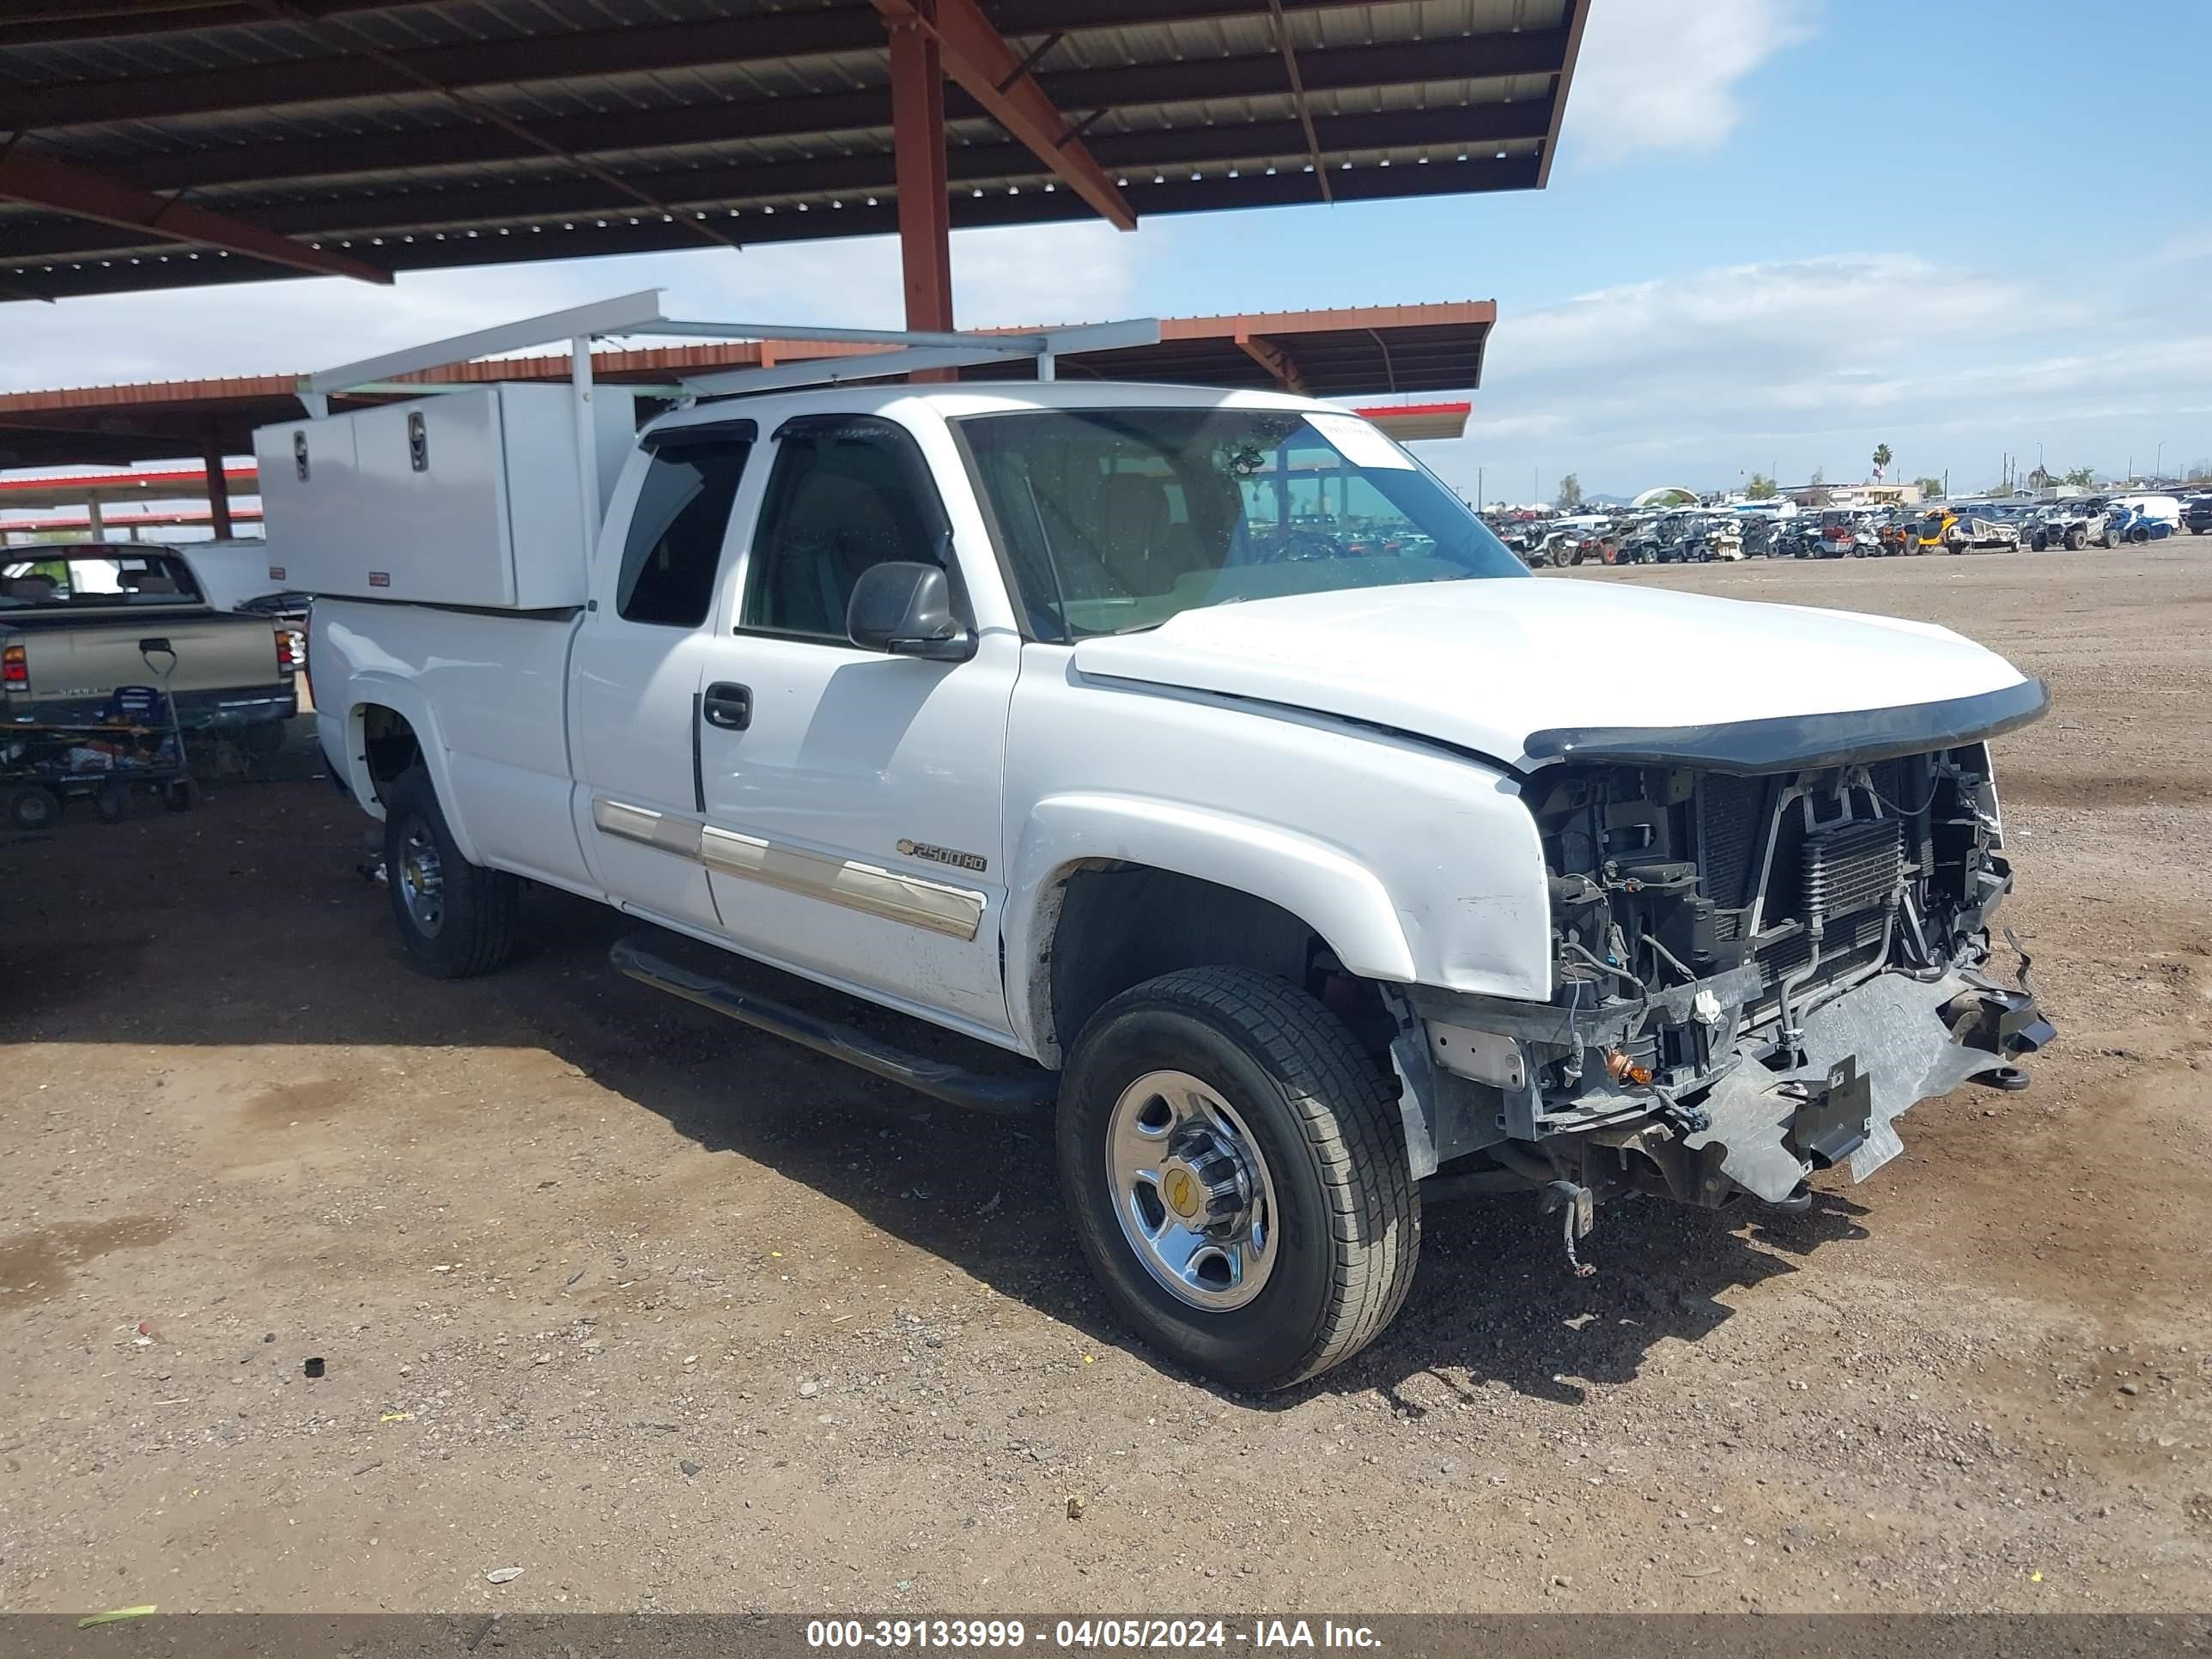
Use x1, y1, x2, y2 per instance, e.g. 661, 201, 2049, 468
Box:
1565, 0, 1817, 163
0, 219, 1140, 394
1430, 252, 2212, 496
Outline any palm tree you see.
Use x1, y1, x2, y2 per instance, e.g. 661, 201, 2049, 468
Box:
1871, 443, 1893, 483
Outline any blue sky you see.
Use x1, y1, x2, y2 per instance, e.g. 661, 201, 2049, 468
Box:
5, 0, 2209, 502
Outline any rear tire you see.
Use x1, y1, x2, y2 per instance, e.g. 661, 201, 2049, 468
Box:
381, 769, 520, 979
94, 781, 130, 823
1057, 967, 1419, 1392
9, 786, 59, 831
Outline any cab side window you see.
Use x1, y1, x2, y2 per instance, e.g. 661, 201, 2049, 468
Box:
617, 436, 751, 627
741, 417, 950, 641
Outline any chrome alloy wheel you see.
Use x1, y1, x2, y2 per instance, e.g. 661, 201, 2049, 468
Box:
1105, 1069, 1279, 1310
398, 823, 446, 937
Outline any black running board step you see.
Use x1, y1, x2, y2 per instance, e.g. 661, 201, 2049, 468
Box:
611, 933, 1055, 1116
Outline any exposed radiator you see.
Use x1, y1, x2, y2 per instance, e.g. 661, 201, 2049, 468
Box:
1801, 816, 1905, 925
1698, 773, 1767, 941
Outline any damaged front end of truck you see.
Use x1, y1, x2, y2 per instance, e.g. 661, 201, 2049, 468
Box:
1393, 682, 2056, 1246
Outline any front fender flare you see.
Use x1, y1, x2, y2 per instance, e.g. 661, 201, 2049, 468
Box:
1003, 793, 1419, 1060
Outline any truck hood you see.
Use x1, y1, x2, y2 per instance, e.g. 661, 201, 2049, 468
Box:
1069, 578, 2038, 770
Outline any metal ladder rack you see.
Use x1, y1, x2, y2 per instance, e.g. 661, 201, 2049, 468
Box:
298, 289, 1159, 410
294, 291, 1158, 539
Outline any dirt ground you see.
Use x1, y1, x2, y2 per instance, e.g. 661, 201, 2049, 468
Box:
2, 544, 2209, 1617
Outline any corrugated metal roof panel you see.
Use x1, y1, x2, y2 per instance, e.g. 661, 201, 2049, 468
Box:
0, 0, 1580, 298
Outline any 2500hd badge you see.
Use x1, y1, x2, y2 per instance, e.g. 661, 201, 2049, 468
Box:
896, 838, 989, 873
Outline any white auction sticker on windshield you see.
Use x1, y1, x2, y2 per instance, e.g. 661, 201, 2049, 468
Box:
1304, 411, 1417, 471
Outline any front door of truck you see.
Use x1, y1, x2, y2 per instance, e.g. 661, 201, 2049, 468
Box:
568, 422, 756, 934
691, 413, 1016, 1039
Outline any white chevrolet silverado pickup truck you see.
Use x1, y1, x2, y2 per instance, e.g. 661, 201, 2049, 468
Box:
278, 329, 2053, 1391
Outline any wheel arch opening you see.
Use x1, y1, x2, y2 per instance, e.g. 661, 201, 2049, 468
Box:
1036, 861, 1390, 1066
356, 703, 422, 804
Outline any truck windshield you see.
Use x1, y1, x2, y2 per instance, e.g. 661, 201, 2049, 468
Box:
0, 553, 203, 609
956, 408, 1523, 640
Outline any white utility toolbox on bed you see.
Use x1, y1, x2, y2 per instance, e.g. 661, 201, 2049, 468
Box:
253, 381, 635, 610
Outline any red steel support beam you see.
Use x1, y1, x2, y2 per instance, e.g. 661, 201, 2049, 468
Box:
203, 426, 234, 540
872, 0, 1136, 233
1234, 331, 1307, 394
0, 145, 388, 284
887, 3, 954, 337
1264, 0, 1330, 204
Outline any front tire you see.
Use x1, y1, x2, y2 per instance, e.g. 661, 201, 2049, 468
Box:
381, 769, 520, 979
1057, 967, 1419, 1392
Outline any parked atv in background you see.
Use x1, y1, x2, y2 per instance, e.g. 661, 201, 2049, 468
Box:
1566, 531, 1620, 566
1911, 513, 1952, 554
1649, 514, 1703, 563
2102, 504, 2176, 546
1944, 512, 2023, 554
1816, 510, 1875, 558
1522, 526, 1580, 568
1497, 523, 1545, 563
2028, 500, 2103, 551
1615, 522, 1662, 564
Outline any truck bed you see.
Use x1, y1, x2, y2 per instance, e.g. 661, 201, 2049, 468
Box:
312, 599, 587, 887
3, 552, 294, 731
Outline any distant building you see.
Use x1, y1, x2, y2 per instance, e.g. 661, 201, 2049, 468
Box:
1786, 482, 1923, 507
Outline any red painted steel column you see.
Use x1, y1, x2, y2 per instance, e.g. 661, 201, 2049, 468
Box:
204, 428, 234, 541
887, 0, 955, 371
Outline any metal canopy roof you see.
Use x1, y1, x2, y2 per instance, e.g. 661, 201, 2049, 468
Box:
0, 298, 1493, 466
0, 0, 1585, 301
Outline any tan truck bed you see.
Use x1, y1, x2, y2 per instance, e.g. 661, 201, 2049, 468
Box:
3, 546, 296, 733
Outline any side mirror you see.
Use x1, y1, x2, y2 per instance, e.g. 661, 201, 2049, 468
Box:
846, 562, 975, 662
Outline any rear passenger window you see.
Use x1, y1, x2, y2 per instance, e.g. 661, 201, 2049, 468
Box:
617, 439, 750, 627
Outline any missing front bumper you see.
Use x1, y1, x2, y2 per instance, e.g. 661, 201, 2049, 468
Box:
1683, 969, 2053, 1204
